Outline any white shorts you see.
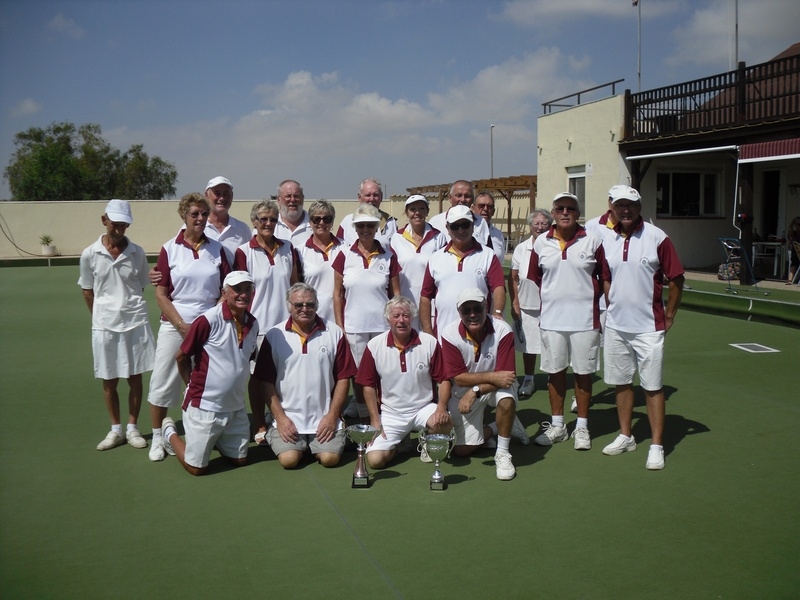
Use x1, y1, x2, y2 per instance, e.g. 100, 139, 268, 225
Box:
513, 308, 542, 354
346, 331, 381, 366
91, 322, 155, 380
540, 329, 600, 375
366, 404, 438, 453
147, 321, 185, 408
449, 385, 517, 447
603, 328, 665, 391
182, 405, 250, 469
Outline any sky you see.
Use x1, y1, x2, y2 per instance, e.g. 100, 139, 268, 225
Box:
1, 0, 798, 200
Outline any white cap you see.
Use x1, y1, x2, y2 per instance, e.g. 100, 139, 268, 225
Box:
446, 204, 474, 224
105, 199, 133, 224
607, 184, 630, 199
206, 176, 233, 191
223, 270, 254, 288
405, 194, 429, 207
552, 192, 579, 204
610, 186, 642, 203
456, 287, 486, 308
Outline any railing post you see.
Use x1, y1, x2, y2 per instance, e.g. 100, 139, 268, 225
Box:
623, 89, 633, 139
736, 60, 746, 123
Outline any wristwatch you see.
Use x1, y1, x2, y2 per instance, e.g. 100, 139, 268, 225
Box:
472, 385, 481, 395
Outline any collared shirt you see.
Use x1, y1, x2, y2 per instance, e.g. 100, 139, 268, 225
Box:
204, 215, 252, 257
510, 236, 540, 311
390, 223, 445, 308
297, 235, 344, 322
276, 211, 312, 247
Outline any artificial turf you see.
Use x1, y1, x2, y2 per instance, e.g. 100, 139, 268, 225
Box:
1, 266, 798, 599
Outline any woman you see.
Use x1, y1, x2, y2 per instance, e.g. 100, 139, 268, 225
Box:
296, 200, 344, 322
332, 203, 401, 418
786, 216, 800, 285
146, 192, 231, 461
508, 208, 553, 396
390, 194, 444, 327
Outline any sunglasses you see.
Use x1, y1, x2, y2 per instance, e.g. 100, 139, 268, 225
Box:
458, 304, 484, 315
292, 302, 317, 310
355, 222, 377, 229
188, 211, 210, 219
448, 221, 472, 231
311, 215, 334, 224
256, 216, 279, 224
552, 205, 577, 214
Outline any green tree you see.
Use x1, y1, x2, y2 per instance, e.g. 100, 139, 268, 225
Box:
3, 122, 177, 200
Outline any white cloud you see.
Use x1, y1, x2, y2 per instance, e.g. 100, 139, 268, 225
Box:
494, 0, 680, 26
10, 98, 43, 117
47, 14, 85, 40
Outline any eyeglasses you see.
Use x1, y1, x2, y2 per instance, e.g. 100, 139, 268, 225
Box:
448, 221, 472, 231
475, 203, 495, 211
458, 304, 484, 315
355, 222, 377, 229
188, 211, 210, 219
311, 215, 334, 224
552, 205, 577, 214
292, 302, 317, 310
256, 216, 279, 224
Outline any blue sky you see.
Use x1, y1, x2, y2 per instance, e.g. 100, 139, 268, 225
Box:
1, 0, 798, 200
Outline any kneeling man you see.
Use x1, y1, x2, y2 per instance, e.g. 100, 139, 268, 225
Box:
253, 283, 356, 468
357, 296, 452, 469
163, 271, 259, 475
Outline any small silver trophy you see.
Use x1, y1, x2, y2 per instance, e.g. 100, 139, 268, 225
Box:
419, 430, 455, 491
345, 424, 379, 488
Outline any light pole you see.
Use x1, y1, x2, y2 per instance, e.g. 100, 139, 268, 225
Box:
490, 124, 495, 179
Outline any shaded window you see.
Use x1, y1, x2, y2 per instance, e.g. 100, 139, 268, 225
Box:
656, 171, 719, 217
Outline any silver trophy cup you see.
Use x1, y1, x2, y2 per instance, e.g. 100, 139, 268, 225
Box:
345, 424, 379, 488
419, 430, 455, 491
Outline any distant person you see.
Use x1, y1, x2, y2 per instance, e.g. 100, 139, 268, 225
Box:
787, 216, 800, 284
275, 179, 313, 246
161, 271, 259, 476
145, 192, 231, 462
526, 193, 604, 452
428, 180, 491, 248
357, 297, 452, 469
508, 208, 552, 397
78, 199, 155, 451
600, 186, 684, 470
472, 191, 506, 263
253, 283, 356, 468
337, 178, 398, 247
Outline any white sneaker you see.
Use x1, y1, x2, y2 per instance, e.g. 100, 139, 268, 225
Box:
646, 446, 665, 470
571, 427, 591, 451
495, 451, 516, 480
533, 422, 568, 446
570, 396, 578, 413
519, 377, 535, 397
126, 428, 147, 449
96, 431, 125, 451
511, 416, 530, 445
149, 437, 166, 462
602, 434, 637, 456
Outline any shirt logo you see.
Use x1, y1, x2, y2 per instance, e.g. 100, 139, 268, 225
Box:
485, 351, 494, 361
578, 252, 587, 260
475, 268, 485, 277
320, 345, 329, 354
416, 362, 426, 372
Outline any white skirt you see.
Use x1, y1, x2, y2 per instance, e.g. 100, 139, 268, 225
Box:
92, 322, 156, 380
514, 308, 542, 354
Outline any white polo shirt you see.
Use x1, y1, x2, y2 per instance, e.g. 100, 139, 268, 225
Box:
390, 224, 444, 306
233, 236, 297, 330
331, 241, 401, 334
526, 226, 604, 332
276, 212, 312, 247
338, 211, 398, 247
157, 231, 231, 323
420, 239, 505, 334
602, 219, 684, 333
204, 215, 252, 256
180, 301, 259, 413
296, 235, 344, 323
78, 236, 151, 332
440, 318, 516, 400
254, 316, 357, 434
510, 236, 540, 311
356, 329, 446, 416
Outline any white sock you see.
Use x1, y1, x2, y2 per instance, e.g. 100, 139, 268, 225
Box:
163, 423, 176, 440
126, 423, 138, 433
552, 415, 564, 427
576, 417, 588, 430
497, 436, 511, 454
619, 433, 632, 441
650, 444, 663, 451
111, 424, 122, 435
152, 427, 162, 440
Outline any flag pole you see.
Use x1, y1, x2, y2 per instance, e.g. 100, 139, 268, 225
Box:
636, 0, 641, 92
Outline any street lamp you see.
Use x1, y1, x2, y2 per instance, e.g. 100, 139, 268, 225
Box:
490, 124, 495, 179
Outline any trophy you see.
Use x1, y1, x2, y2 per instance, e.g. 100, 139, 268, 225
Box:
345, 424, 379, 488
418, 430, 456, 491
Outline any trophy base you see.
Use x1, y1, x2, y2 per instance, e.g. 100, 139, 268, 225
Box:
430, 479, 447, 491
352, 475, 370, 488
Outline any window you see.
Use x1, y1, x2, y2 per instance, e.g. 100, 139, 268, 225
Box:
656, 171, 720, 217
567, 166, 586, 217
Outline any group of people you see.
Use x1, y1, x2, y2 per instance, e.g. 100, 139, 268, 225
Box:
79, 176, 684, 481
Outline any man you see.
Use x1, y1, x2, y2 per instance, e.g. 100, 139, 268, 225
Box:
419, 205, 506, 339
78, 199, 155, 451
600, 186, 684, 470
337, 178, 398, 246
440, 289, 519, 480
472, 191, 506, 263
275, 179, 312, 246
253, 283, 356, 468
357, 297, 453, 469
203, 176, 252, 255
162, 270, 259, 476
429, 180, 491, 247
526, 192, 604, 451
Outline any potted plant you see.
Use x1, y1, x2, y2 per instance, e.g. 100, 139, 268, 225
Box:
40, 234, 56, 257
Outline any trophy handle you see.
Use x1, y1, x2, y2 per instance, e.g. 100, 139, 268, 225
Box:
446, 428, 456, 459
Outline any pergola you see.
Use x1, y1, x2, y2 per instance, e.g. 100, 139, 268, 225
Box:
406, 175, 537, 241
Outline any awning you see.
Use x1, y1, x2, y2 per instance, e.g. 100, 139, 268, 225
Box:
739, 138, 800, 163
